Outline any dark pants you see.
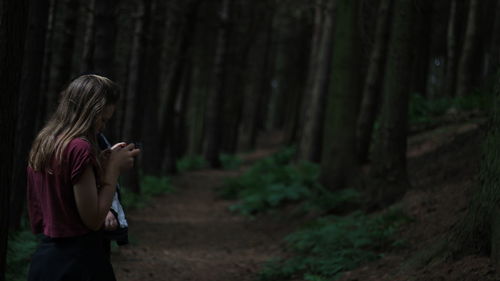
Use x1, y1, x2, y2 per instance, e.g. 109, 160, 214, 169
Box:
28, 231, 116, 281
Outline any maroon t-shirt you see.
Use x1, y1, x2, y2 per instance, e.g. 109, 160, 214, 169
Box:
27, 138, 98, 238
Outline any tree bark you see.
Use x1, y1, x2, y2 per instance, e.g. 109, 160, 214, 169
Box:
296, 0, 324, 152
186, 65, 207, 156
158, 0, 200, 174
239, 2, 275, 151
122, 0, 147, 147
456, 0, 479, 97
122, 0, 150, 193
297, 0, 336, 163
410, 0, 432, 98
91, 0, 119, 141
108, 0, 136, 140
139, 0, 167, 175
368, 0, 415, 206
319, 0, 363, 190
449, 73, 500, 262
0, 0, 28, 278
10, 0, 50, 231
93, 0, 117, 77
220, 1, 263, 154
356, 0, 393, 164
251, 12, 274, 150
204, 0, 231, 168
282, 18, 311, 146
38, 0, 58, 123
183, 1, 216, 157
79, 0, 95, 74
46, 0, 79, 113
444, 0, 458, 98
304, 0, 325, 92
176, 63, 193, 158
486, 0, 500, 77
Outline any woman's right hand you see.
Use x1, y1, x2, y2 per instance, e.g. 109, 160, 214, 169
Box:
108, 142, 141, 172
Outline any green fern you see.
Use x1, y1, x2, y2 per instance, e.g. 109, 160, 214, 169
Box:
177, 155, 208, 172
258, 209, 412, 281
121, 175, 174, 209
219, 153, 242, 170
6, 230, 38, 281
218, 148, 360, 216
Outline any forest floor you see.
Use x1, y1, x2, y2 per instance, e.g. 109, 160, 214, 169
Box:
111, 116, 498, 281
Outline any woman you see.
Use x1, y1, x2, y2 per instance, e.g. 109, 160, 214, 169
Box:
27, 74, 140, 281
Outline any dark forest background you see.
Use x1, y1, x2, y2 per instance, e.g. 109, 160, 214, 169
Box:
1, 0, 500, 280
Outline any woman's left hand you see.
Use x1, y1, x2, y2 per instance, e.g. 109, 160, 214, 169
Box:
104, 211, 118, 231
99, 148, 111, 166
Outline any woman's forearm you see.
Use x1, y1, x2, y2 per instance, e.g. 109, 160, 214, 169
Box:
96, 166, 120, 228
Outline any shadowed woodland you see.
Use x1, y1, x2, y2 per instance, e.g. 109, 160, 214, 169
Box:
2, 0, 500, 280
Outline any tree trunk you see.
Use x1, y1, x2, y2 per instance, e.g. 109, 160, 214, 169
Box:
46, 0, 79, 113
184, 2, 216, 157
304, 0, 325, 92
122, 0, 147, 148
38, 0, 58, 123
260, 36, 277, 134
297, 0, 336, 163
122, 0, 150, 193
10, 0, 50, 231
368, 0, 415, 206
79, 0, 95, 74
283, 19, 311, 146
159, 0, 200, 173
239, 3, 275, 151
109, 0, 136, 140
470, 0, 491, 89
91, 0, 119, 141
187, 65, 207, 156
485, 0, 500, 77
296, 0, 324, 152
93, 0, 117, 77
356, 0, 393, 164
252, 15, 274, 150
176, 63, 193, 157
139, 0, 167, 175
220, 1, 262, 154
268, 17, 302, 134
410, 0, 432, 98
204, 0, 231, 168
0, 0, 28, 278
449, 73, 500, 261
444, 0, 459, 98
319, 0, 363, 190
456, 0, 479, 97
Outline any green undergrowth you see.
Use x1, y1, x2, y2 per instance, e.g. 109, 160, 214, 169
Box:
409, 92, 488, 125
177, 155, 208, 172
6, 229, 38, 281
218, 147, 413, 280
121, 175, 174, 209
217, 147, 361, 216
258, 209, 412, 281
220, 153, 243, 170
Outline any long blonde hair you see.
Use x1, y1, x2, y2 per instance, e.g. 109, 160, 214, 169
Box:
29, 74, 120, 172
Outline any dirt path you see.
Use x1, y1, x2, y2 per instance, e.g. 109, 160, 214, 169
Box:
111, 121, 493, 281
111, 149, 296, 281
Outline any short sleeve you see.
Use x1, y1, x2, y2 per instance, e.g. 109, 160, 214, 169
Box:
67, 138, 96, 184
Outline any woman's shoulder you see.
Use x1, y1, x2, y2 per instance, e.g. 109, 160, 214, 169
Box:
66, 137, 92, 154
69, 137, 90, 145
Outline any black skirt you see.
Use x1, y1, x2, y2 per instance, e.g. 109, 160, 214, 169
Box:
28, 231, 116, 281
